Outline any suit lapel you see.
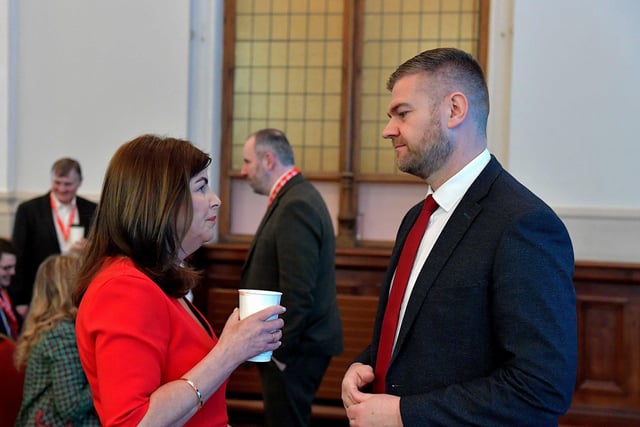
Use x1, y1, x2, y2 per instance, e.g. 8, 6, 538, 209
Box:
41, 193, 60, 249
391, 157, 503, 361
242, 175, 304, 272
244, 199, 278, 270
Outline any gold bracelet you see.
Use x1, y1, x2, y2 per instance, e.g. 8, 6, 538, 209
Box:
179, 377, 204, 410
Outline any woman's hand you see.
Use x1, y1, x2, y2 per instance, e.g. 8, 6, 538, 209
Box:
217, 305, 286, 364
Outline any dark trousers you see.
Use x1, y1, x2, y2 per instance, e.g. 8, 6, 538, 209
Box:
257, 353, 331, 427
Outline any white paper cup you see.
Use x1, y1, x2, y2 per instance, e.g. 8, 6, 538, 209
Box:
69, 225, 85, 245
238, 289, 282, 362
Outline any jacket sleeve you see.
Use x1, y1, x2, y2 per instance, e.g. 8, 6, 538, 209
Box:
400, 209, 577, 426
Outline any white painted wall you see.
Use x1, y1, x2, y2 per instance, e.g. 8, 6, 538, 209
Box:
1, 0, 638, 263
507, 0, 640, 262
509, 0, 640, 210
11, 0, 190, 195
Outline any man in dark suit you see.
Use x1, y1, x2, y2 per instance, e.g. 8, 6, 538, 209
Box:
240, 128, 343, 427
11, 158, 97, 311
0, 238, 22, 339
341, 48, 577, 426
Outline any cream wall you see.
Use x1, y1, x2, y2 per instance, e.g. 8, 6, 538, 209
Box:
1, 0, 638, 263
507, 0, 640, 262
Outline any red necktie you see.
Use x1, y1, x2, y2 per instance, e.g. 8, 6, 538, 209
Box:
373, 195, 438, 393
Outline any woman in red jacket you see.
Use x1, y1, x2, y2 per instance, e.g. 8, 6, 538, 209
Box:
74, 134, 285, 427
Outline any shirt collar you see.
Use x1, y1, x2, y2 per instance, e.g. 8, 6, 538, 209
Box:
268, 167, 299, 203
430, 149, 490, 212
50, 192, 77, 210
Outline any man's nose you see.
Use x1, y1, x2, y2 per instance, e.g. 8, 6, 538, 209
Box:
382, 120, 398, 139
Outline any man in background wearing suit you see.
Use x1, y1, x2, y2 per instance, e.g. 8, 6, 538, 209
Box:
341, 48, 577, 426
0, 238, 22, 339
240, 128, 343, 427
11, 158, 97, 314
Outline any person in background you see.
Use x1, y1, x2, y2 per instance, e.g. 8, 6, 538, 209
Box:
0, 238, 22, 340
14, 254, 99, 426
341, 48, 577, 426
0, 333, 25, 427
240, 128, 343, 427
11, 158, 97, 314
73, 134, 285, 427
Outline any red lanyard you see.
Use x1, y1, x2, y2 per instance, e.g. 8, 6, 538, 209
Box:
50, 194, 77, 242
268, 167, 300, 206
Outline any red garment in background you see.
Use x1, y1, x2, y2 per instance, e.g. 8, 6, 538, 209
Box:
0, 336, 25, 427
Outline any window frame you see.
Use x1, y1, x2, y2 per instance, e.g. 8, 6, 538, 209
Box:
218, 0, 490, 246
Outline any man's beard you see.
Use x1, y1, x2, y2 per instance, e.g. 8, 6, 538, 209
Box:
398, 118, 453, 180
250, 166, 270, 196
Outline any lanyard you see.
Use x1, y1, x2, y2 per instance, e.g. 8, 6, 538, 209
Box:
268, 167, 300, 206
0, 289, 18, 338
50, 194, 77, 242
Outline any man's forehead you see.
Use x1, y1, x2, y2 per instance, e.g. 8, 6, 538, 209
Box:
0, 253, 16, 264
389, 74, 436, 107
52, 172, 80, 182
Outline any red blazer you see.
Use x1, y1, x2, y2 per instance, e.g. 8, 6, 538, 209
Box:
76, 258, 227, 426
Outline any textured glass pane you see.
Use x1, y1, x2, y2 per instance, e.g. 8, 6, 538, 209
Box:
231, 0, 480, 176
232, 0, 343, 173
359, 0, 481, 176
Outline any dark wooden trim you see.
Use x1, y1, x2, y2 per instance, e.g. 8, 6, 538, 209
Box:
227, 171, 342, 182
574, 261, 640, 283
218, 0, 236, 242
561, 404, 640, 426
195, 244, 640, 425
336, 0, 363, 248
478, 0, 491, 72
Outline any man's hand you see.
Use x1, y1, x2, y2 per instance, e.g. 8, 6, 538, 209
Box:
16, 304, 29, 318
272, 356, 286, 371
67, 237, 88, 253
342, 363, 402, 427
342, 362, 374, 409
345, 393, 402, 427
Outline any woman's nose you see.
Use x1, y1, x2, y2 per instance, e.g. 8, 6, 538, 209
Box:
210, 193, 221, 208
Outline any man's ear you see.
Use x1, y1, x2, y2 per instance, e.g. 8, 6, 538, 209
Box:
446, 92, 468, 129
262, 151, 276, 170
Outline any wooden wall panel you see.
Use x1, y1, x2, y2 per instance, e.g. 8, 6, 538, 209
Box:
565, 266, 640, 425
576, 296, 627, 395
195, 244, 640, 425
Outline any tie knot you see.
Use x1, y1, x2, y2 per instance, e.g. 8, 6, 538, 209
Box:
423, 194, 438, 214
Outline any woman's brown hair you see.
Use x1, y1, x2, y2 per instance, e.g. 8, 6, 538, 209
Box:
73, 134, 211, 305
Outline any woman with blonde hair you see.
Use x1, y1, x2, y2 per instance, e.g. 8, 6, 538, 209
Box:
14, 254, 99, 426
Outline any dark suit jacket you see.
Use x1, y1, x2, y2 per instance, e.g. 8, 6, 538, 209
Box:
0, 294, 23, 339
241, 174, 343, 365
356, 156, 577, 426
11, 193, 97, 305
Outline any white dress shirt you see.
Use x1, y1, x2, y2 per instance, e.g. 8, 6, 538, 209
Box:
393, 149, 491, 347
